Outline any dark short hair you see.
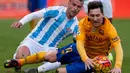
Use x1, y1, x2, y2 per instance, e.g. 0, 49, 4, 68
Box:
70, 0, 84, 2
88, 1, 103, 13
79, 0, 83, 1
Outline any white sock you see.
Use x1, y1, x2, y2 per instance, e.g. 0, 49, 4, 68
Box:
37, 62, 61, 72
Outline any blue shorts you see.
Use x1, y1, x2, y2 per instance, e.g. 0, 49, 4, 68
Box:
57, 43, 93, 73
28, 0, 46, 12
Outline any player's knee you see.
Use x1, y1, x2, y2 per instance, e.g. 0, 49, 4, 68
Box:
15, 46, 30, 59
44, 50, 57, 62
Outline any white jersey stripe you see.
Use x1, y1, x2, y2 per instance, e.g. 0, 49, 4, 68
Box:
39, 12, 66, 45
49, 18, 75, 47
46, 17, 68, 46
24, 6, 79, 48
34, 18, 56, 41
30, 17, 51, 39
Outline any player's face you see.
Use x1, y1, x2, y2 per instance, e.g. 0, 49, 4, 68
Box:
88, 8, 104, 28
67, 0, 83, 19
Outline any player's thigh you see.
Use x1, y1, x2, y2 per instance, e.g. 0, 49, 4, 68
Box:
57, 62, 94, 73
14, 38, 43, 58
66, 61, 87, 73
56, 63, 86, 73
57, 43, 81, 64
15, 46, 30, 59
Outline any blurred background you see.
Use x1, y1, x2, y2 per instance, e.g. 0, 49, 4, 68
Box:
0, 0, 130, 18
0, 0, 130, 73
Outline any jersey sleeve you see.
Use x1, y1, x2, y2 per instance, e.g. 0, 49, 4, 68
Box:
19, 6, 63, 25
114, 42, 123, 68
108, 23, 123, 68
108, 24, 121, 48
76, 17, 89, 61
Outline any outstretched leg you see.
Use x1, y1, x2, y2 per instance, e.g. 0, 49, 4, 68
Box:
4, 51, 47, 68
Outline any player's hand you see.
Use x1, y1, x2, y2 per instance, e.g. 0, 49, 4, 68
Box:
11, 21, 23, 28
109, 67, 121, 73
84, 58, 95, 70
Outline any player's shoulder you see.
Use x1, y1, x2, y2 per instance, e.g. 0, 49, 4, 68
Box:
103, 17, 116, 32
79, 16, 89, 25
104, 17, 113, 27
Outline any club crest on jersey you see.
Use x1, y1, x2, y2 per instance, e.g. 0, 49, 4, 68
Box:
65, 28, 72, 35
66, 28, 72, 32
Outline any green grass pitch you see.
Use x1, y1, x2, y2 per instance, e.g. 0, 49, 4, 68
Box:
0, 19, 130, 73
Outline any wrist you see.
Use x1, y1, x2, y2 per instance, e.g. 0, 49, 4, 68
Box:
82, 56, 89, 62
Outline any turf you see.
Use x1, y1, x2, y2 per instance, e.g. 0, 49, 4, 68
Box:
0, 19, 129, 73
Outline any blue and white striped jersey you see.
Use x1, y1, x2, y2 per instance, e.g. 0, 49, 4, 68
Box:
26, 6, 79, 47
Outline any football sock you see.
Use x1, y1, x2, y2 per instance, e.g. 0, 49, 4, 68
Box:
18, 52, 46, 66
